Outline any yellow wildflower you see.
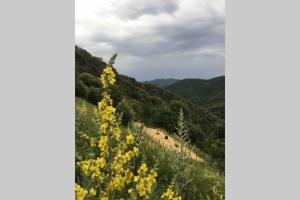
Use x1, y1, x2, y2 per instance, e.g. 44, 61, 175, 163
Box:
122, 152, 132, 163
98, 136, 108, 154
126, 134, 135, 145
100, 195, 108, 200
99, 123, 108, 133
134, 163, 157, 199
96, 157, 106, 168
75, 183, 88, 200
101, 65, 116, 89
113, 163, 123, 174
113, 127, 121, 141
161, 186, 182, 200
137, 163, 148, 175
89, 188, 97, 196
133, 147, 139, 155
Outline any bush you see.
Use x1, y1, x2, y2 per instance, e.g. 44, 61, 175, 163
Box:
187, 123, 205, 148
117, 99, 135, 125
75, 80, 88, 98
110, 85, 124, 106
152, 105, 176, 132
79, 72, 101, 88
87, 87, 101, 105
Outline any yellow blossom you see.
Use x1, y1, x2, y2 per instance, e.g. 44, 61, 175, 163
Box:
113, 127, 121, 141
133, 147, 139, 155
89, 188, 97, 196
96, 157, 106, 168
100, 195, 108, 200
122, 152, 132, 163
126, 134, 135, 144
99, 123, 108, 133
75, 183, 88, 200
161, 186, 182, 200
134, 163, 157, 199
137, 163, 148, 175
100, 65, 116, 89
98, 136, 108, 154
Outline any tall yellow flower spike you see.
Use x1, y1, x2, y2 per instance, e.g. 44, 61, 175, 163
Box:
100, 65, 116, 89
76, 58, 159, 200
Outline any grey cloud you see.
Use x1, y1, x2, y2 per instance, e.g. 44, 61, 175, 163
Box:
77, 0, 224, 81
116, 0, 178, 19
90, 16, 224, 58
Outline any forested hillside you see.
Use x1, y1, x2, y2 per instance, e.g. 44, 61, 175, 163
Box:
143, 79, 180, 88
75, 46, 224, 170
165, 77, 225, 106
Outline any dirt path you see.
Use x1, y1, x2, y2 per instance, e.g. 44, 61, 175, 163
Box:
135, 123, 202, 161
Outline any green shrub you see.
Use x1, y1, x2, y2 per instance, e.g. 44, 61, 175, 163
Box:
75, 80, 88, 98
87, 87, 101, 105
205, 134, 225, 171
152, 104, 176, 131
117, 99, 135, 125
79, 72, 101, 88
110, 85, 124, 106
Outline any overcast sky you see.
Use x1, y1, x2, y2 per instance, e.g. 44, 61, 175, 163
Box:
76, 0, 224, 81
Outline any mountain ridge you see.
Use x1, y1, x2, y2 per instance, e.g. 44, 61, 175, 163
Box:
165, 76, 225, 105
143, 78, 180, 88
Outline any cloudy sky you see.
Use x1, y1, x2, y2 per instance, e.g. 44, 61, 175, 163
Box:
76, 0, 224, 81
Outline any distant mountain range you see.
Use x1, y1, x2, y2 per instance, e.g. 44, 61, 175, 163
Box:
144, 76, 225, 106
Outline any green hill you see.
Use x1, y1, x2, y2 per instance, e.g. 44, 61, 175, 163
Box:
165, 77, 225, 106
143, 78, 180, 88
75, 46, 224, 171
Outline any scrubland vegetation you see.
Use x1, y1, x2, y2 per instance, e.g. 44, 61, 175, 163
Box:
75, 48, 225, 199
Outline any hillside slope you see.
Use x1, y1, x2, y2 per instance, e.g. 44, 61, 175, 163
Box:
76, 97, 224, 199
143, 78, 180, 88
165, 76, 225, 106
